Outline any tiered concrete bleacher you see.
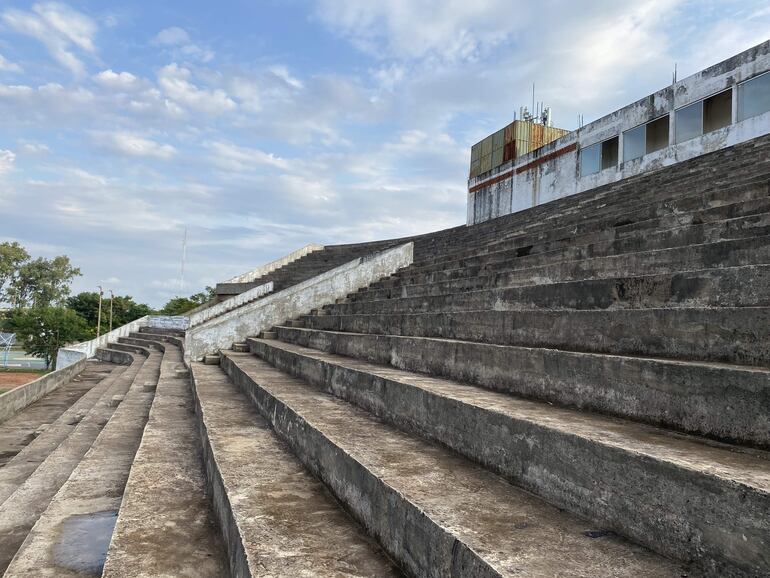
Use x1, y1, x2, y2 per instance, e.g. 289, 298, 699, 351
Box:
195, 135, 770, 576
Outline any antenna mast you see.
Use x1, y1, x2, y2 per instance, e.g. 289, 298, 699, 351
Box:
179, 227, 187, 295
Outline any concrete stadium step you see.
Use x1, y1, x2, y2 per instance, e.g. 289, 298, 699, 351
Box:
417, 189, 770, 269
220, 350, 691, 577
377, 230, 770, 292
245, 338, 770, 576
2, 347, 161, 576
0, 350, 150, 574
416, 181, 770, 269
352, 235, 770, 302
189, 361, 400, 577
136, 326, 185, 338
304, 306, 770, 366
0, 361, 125, 505
401, 211, 770, 283
0, 361, 116, 470
103, 339, 229, 577
269, 326, 770, 447
328, 264, 770, 315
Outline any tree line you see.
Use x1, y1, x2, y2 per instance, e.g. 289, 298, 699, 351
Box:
1, 241, 214, 369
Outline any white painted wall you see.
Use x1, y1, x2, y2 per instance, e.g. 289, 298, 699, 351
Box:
468, 40, 770, 224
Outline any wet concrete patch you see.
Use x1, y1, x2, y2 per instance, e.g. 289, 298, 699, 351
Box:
53, 510, 118, 575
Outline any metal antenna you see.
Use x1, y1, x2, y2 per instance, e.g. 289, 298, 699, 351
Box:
179, 227, 188, 295
672, 62, 677, 84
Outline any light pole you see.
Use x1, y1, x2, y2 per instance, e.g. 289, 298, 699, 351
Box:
108, 290, 114, 333
96, 285, 103, 339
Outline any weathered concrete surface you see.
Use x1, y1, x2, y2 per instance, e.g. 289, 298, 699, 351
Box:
221, 351, 689, 577
224, 243, 323, 284
103, 341, 228, 577
249, 337, 770, 576
305, 306, 770, 366
0, 355, 145, 574
188, 281, 273, 328
185, 242, 414, 361
0, 358, 88, 425
0, 362, 117, 473
190, 361, 399, 577
272, 326, 770, 447
0, 362, 124, 504
2, 349, 160, 577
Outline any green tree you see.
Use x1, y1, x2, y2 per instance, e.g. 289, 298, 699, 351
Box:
158, 297, 200, 316
67, 292, 154, 336
10, 307, 90, 369
0, 241, 30, 304
8, 256, 81, 308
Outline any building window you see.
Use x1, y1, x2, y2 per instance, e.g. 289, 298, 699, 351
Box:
580, 136, 619, 176
580, 142, 601, 176
738, 71, 770, 122
601, 136, 619, 169
645, 115, 669, 154
676, 89, 733, 144
703, 89, 732, 132
675, 101, 702, 144
622, 124, 646, 162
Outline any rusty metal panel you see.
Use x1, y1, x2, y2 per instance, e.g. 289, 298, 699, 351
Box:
503, 142, 515, 162
504, 122, 515, 144
481, 136, 493, 157
493, 128, 505, 151
471, 142, 481, 161
469, 159, 481, 178
480, 153, 492, 173
492, 147, 503, 168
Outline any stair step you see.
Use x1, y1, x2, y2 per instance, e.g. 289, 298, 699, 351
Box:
189, 361, 399, 576
303, 306, 770, 366
0, 362, 125, 506
0, 353, 149, 573
269, 327, 770, 447
103, 342, 228, 577
221, 351, 690, 577
246, 339, 770, 576
2, 349, 161, 576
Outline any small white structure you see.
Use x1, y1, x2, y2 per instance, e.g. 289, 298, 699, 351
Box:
468, 40, 770, 224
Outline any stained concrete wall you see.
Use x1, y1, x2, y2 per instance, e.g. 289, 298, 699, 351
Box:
0, 357, 88, 424
185, 243, 414, 361
188, 282, 273, 328
468, 40, 770, 224
224, 244, 323, 284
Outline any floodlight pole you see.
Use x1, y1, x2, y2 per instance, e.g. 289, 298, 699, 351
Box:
97, 286, 103, 339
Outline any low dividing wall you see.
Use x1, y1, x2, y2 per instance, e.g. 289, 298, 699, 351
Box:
224, 243, 323, 284
188, 282, 273, 329
56, 315, 190, 370
185, 243, 414, 361
0, 357, 88, 424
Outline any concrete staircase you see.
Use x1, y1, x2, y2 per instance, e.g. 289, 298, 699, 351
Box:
196, 136, 770, 577
0, 327, 228, 576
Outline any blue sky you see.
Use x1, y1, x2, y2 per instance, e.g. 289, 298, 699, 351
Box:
0, 1, 768, 306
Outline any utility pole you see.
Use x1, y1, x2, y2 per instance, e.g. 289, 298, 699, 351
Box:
96, 285, 103, 339
109, 289, 114, 333
180, 227, 187, 295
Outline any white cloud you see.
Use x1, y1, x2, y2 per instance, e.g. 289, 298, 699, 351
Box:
153, 26, 214, 62
20, 142, 50, 155
92, 131, 177, 160
0, 150, 16, 174
154, 26, 190, 46
0, 54, 22, 73
269, 66, 304, 90
94, 69, 139, 90
206, 141, 290, 172
2, 2, 97, 77
158, 63, 236, 115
